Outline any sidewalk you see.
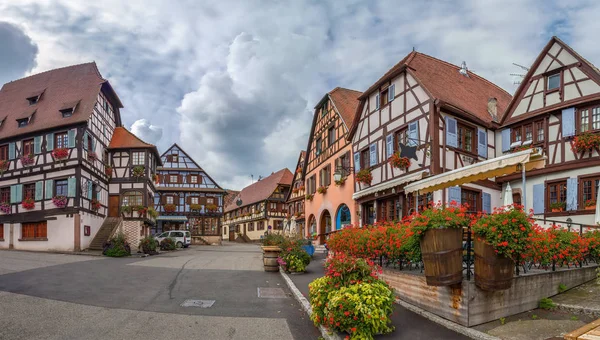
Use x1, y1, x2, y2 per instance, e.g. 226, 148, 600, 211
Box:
286, 253, 469, 340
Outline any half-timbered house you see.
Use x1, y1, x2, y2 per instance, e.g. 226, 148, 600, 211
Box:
0, 63, 123, 251
497, 36, 600, 226
348, 52, 511, 226
223, 169, 292, 241
284, 151, 306, 235
303, 88, 361, 244
154, 144, 226, 244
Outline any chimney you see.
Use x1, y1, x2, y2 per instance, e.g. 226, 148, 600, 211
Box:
487, 97, 498, 121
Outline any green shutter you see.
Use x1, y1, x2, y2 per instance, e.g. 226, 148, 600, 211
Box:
46, 133, 54, 151
83, 132, 88, 150
45, 180, 53, 199
87, 181, 93, 199
8, 143, 15, 160
15, 184, 23, 203
91, 138, 96, 153
34, 136, 42, 154
35, 181, 43, 201
67, 129, 76, 148
10, 185, 16, 203
67, 177, 76, 197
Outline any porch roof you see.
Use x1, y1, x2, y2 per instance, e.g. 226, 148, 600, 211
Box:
404, 148, 546, 194
156, 216, 188, 222
352, 170, 428, 200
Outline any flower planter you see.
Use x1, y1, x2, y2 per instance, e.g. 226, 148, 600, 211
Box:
262, 246, 281, 272
420, 228, 463, 286
551, 208, 564, 213
585, 206, 595, 210
474, 238, 514, 291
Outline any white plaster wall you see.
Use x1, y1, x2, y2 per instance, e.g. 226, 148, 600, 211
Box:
11, 216, 75, 252
0, 223, 7, 249
80, 212, 105, 250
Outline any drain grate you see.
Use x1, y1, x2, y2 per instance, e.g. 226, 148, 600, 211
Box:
180, 299, 216, 308
257, 287, 288, 299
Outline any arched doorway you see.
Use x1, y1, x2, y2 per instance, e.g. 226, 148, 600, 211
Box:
307, 215, 316, 238
319, 210, 331, 244
335, 204, 351, 230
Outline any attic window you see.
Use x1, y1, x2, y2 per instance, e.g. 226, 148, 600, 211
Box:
547, 73, 560, 91
27, 96, 40, 105
60, 108, 73, 118
17, 119, 29, 128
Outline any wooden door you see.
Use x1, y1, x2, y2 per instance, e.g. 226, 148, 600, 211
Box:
229, 226, 236, 241
109, 195, 120, 217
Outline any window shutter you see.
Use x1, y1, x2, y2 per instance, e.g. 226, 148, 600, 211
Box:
96, 190, 101, 200
562, 107, 575, 138
35, 181, 43, 201
91, 138, 96, 153
46, 133, 54, 151
34, 136, 42, 154
178, 175, 183, 184
408, 121, 419, 146
45, 180, 53, 199
83, 132, 88, 150
446, 117, 458, 148
386, 134, 394, 158
388, 84, 395, 102
448, 186, 461, 205
533, 184, 544, 214
354, 152, 360, 172
369, 143, 377, 166
68, 129, 76, 148
87, 181, 93, 199
67, 177, 76, 198
482, 192, 491, 214
501, 129, 511, 153
375, 94, 380, 110
566, 178, 578, 211
8, 143, 15, 160
198, 175, 203, 184
186, 174, 191, 183
16, 184, 22, 203
477, 129, 488, 158
10, 185, 16, 204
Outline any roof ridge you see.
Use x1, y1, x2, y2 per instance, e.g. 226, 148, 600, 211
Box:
2, 62, 99, 87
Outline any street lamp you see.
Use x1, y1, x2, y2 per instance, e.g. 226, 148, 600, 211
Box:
566, 217, 572, 232
334, 166, 353, 182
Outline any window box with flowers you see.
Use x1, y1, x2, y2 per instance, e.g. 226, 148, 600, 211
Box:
334, 177, 346, 187
52, 195, 68, 208
120, 206, 132, 215
91, 199, 101, 211
206, 204, 218, 212
305, 194, 314, 201
550, 201, 566, 212
317, 186, 327, 194
190, 204, 202, 212
355, 169, 372, 185
20, 154, 35, 167
164, 204, 176, 213
0, 159, 9, 175
105, 165, 113, 177
572, 132, 600, 153
585, 199, 596, 210
132, 166, 145, 179
511, 144, 533, 153
52, 148, 69, 162
0, 201, 10, 214
388, 152, 411, 169
133, 206, 148, 217
22, 197, 35, 210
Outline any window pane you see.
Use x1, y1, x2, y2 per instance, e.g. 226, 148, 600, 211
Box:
548, 74, 560, 90
593, 108, 600, 130
581, 110, 589, 132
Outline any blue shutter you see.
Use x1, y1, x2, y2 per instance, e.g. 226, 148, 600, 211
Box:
96, 190, 101, 200
83, 132, 88, 150
375, 94, 380, 110
35, 181, 43, 201
34, 136, 42, 154
562, 107, 575, 138
45, 180, 53, 199
8, 143, 15, 160
482, 192, 491, 214
533, 184, 544, 214
369, 143, 377, 166
67, 177, 76, 197
353, 152, 360, 172
46, 133, 54, 151
15, 184, 22, 203
448, 186, 461, 205
501, 129, 511, 153
10, 185, 16, 204
478, 129, 488, 158
388, 84, 395, 102
67, 129, 76, 148
566, 178, 578, 211
408, 121, 419, 146
386, 134, 394, 158
446, 117, 458, 148
91, 138, 96, 153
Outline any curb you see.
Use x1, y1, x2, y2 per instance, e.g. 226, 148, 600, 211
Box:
395, 299, 501, 340
555, 303, 600, 317
279, 270, 343, 340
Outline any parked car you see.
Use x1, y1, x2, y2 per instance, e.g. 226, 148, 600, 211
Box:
154, 230, 191, 248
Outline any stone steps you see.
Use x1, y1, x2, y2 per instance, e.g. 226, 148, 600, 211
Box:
88, 217, 122, 250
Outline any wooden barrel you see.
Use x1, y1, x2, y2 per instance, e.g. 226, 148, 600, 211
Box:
420, 228, 463, 286
262, 246, 281, 272
474, 238, 514, 291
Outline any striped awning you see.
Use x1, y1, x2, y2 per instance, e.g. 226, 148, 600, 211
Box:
404, 148, 546, 194
156, 216, 188, 222
352, 170, 428, 200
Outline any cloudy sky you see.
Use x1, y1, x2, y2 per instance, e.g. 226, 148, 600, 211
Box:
1, 0, 599, 189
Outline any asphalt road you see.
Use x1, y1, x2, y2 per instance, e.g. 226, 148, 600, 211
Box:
0, 244, 320, 340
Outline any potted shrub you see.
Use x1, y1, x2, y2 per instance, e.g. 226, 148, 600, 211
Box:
20, 154, 35, 167
355, 169, 372, 185
160, 237, 177, 251
261, 234, 286, 272
0, 159, 9, 175
138, 235, 158, 255
317, 186, 327, 194
132, 165, 145, 179
585, 199, 596, 210
410, 203, 470, 286
550, 201, 566, 212
52, 195, 68, 208
103, 232, 131, 257
52, 148, 69, 162
164, 204, 176, 213
147, 207, 159, 219
120, 205, 132, 216
572, 132, 600, 153
190, 203, 202, 212
105, 165, 113, 177
91, 198, 101, 211
472, 207, 532, 291
278, 247, 311, 274
389, 152, 411, 169
0, 201, 10, 214
335, 177, 346, 186
22, 197, 35, 210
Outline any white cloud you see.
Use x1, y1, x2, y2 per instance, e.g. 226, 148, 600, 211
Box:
130, 119, 163, 145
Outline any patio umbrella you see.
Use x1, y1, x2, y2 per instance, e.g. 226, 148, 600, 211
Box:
503, 182, 513, 209
595, 186, 600, 225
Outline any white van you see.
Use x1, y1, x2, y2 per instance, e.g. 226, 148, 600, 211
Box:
154, 230, 191, 248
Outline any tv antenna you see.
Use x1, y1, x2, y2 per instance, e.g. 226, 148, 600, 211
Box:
511, 63, 529, 85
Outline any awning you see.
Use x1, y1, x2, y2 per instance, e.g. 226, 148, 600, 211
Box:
156, 216, 188, 222
352, 170, 428, 200
404, 148, 546, 194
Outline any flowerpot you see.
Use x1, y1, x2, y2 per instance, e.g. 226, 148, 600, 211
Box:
551, 208, 564, 213
420, 228, 463, 286
585, 206, 595, 210
474, 238, 514, 291
262, 246, 281, 272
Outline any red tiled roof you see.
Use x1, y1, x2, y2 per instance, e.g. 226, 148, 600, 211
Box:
329, 87, 362, 128
359, 52, 512, 124
108, 127, 155, 149
225, 168, 293, 212
0, 62, 120, 140
223, 189, 240, 208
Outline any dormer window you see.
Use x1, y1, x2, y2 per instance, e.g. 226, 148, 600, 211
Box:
60, 108, 73, 118
547, 73, 560, 91
27, 96, 39, 105
17, 119, 29, 128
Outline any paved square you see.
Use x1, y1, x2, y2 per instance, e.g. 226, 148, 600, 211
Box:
181, 299, 216, 308
258, 287, 288, 299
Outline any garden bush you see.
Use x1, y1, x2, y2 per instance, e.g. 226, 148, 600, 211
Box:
103, 232, 131, 257
139, 235, 158, 255
278, 238, 312, 273
160, 237, 177, 251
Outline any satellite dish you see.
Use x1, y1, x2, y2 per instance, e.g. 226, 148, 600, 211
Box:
236, 198, 242, 206
459, 61, 469, 77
